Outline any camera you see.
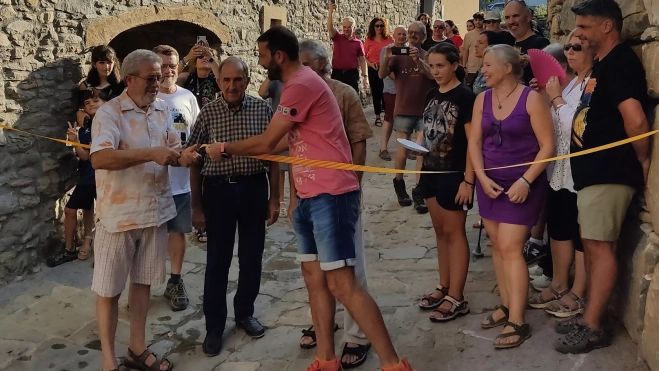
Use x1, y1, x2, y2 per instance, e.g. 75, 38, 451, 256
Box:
391, 47, 410, 56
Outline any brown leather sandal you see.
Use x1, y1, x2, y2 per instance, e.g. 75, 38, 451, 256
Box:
493, 321, 531, 349
481, 305, 509, 329
124, 348, 173, 371
528, 286, 568, 309
419, 285, 449, 310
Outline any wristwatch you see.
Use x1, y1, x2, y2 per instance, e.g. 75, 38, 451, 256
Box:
220, 142, 231, 159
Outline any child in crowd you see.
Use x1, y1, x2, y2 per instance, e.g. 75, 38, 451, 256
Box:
46, 89, 106, 267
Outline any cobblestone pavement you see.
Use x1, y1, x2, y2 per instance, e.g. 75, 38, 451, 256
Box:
0, 107, 649, 371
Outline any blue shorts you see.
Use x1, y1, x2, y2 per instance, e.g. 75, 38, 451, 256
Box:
167, 193, 193, 234
293, 190, 360, 271
393, 115, 423, 134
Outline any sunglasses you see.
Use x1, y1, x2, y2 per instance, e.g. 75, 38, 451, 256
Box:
375, 24, 385, 28
563, 44, 584, 52
131, 74, 164, 85
484, 20, 498, 24
492, 120, 502, 146
433, 25, 445, 29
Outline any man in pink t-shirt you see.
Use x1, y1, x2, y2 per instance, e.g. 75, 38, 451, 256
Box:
205, 26, 414, 371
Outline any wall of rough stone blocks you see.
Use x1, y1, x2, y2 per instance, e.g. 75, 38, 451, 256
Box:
0, 0, 441, 281
549, 0, 659, 369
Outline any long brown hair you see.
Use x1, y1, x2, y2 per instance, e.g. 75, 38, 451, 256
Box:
86, 45, 121, 87
367, 17, 391, 40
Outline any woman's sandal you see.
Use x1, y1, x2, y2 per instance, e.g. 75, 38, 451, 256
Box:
299, 323, 339, 349
419, 285, 449, 310
379, 150, 391, 161
472, 220, 483, 229
545, 292, 586, 318
481, 305, 509, 329
429, 295, 470, 323
340, 343, 371, 369
528, 286, 568, 309
493, 321, 531, 349
78, 236, 93, 261
196, 231, 207, 243
123, 348, 173, 371
374, 117, 383, 127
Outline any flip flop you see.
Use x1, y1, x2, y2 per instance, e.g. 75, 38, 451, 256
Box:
340, 343, 371, 369
374, 117, 383, 127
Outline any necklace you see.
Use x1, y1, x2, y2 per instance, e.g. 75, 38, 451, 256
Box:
495, 84, 519, 109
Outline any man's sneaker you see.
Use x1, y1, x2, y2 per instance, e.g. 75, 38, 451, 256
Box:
393, 178, 412, 207
528, 264, 543, 278
531, 274, 552, 291
411, 186, 428, 214
164, 279, 189, 311
554, 323, 610, 354
555, 313, 582, 334
46, 247, 78, 267
523, 240, 548, 265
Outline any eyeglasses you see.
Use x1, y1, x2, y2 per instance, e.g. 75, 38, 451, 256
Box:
563, 44, 584, 52
161, 64, 178, 70
131, 74, 163, 85
492, 120, 502, 146
375, 24, 385, 28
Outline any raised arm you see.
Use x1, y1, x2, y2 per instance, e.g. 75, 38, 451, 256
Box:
327, 4, 338, 39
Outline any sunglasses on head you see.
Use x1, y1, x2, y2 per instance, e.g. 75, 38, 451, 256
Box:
563, 44, 583, 52
375, 24, 385, 28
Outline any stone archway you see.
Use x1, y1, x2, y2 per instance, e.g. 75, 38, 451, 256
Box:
84, 5, 230, 48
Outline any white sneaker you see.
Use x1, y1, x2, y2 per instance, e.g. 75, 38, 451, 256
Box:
531, 274, 552, 291
528, 264, 543, 278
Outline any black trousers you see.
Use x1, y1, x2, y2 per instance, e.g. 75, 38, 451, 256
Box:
331, 68, 359, 93
203, 173, 268, 335
367, 66, 385, 116
538, 240, 553, 278
465, 73, 478, 88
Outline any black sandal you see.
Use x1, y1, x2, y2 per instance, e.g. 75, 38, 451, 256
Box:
299, 323, 339, 349
481, 305, 509, 329
340, 343, 371, 369
374, 117, 383, 127
419, 285, 449, 310
494, 321, 532, 349
124, 348, 173, 371
196, 231, 207, 243
429, 295, 470, 323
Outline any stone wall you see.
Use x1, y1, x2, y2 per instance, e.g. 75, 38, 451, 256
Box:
0, 0, 436, 281
549, 0, 659, 369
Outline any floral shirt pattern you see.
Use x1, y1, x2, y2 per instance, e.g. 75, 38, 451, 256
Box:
90, 91, 180, 233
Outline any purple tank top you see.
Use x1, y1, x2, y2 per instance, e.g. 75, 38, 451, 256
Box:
481, 86, 541, 185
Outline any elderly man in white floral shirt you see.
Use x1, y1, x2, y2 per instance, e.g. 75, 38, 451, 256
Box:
90, 49, 199, 371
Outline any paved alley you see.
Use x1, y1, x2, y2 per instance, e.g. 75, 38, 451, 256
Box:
0, 107, 648, 371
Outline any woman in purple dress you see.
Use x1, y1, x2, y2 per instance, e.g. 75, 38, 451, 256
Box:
468, 45, 554, 349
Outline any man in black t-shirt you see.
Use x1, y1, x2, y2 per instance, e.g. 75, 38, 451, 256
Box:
504, 1, 550, 86
421, 19, 455, 51
553, 0, 651, 355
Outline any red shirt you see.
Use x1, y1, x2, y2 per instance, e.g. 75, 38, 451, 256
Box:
450, 35, 464, 50
364, 37, 393, 64
275, 67, 359, 198
331, 33, 365, 70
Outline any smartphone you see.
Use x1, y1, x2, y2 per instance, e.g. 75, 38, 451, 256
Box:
391, 47, 410, 56
197, 36, 207, 45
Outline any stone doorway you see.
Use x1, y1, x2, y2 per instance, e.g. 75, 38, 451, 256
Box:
108, 20, 223, 62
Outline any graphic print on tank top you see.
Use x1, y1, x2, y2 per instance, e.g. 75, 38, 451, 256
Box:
572, 78, 597, 148
422, 98, 459, 170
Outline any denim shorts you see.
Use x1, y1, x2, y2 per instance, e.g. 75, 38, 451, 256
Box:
293, 190, 360, 271
167, 193, 193, 234
393, 115, 423, 134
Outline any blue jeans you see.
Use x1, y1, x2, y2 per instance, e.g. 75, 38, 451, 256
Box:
293, 191, 360, 271
393, 115, 423, 134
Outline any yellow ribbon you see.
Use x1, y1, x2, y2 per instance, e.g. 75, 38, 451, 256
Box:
1, 123, 656, 174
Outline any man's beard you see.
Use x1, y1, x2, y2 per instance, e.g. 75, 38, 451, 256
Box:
267, 61, 283, 81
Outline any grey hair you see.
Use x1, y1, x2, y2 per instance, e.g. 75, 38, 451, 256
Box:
299, 40, 331, 76
218, 56, 250, 79
483, 44, 529, 81
410, 20, 427, 36
342, 17, 356, 26
121, 49, 162, 79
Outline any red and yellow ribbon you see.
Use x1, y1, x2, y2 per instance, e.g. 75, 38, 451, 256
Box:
1, 123, 656, 174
